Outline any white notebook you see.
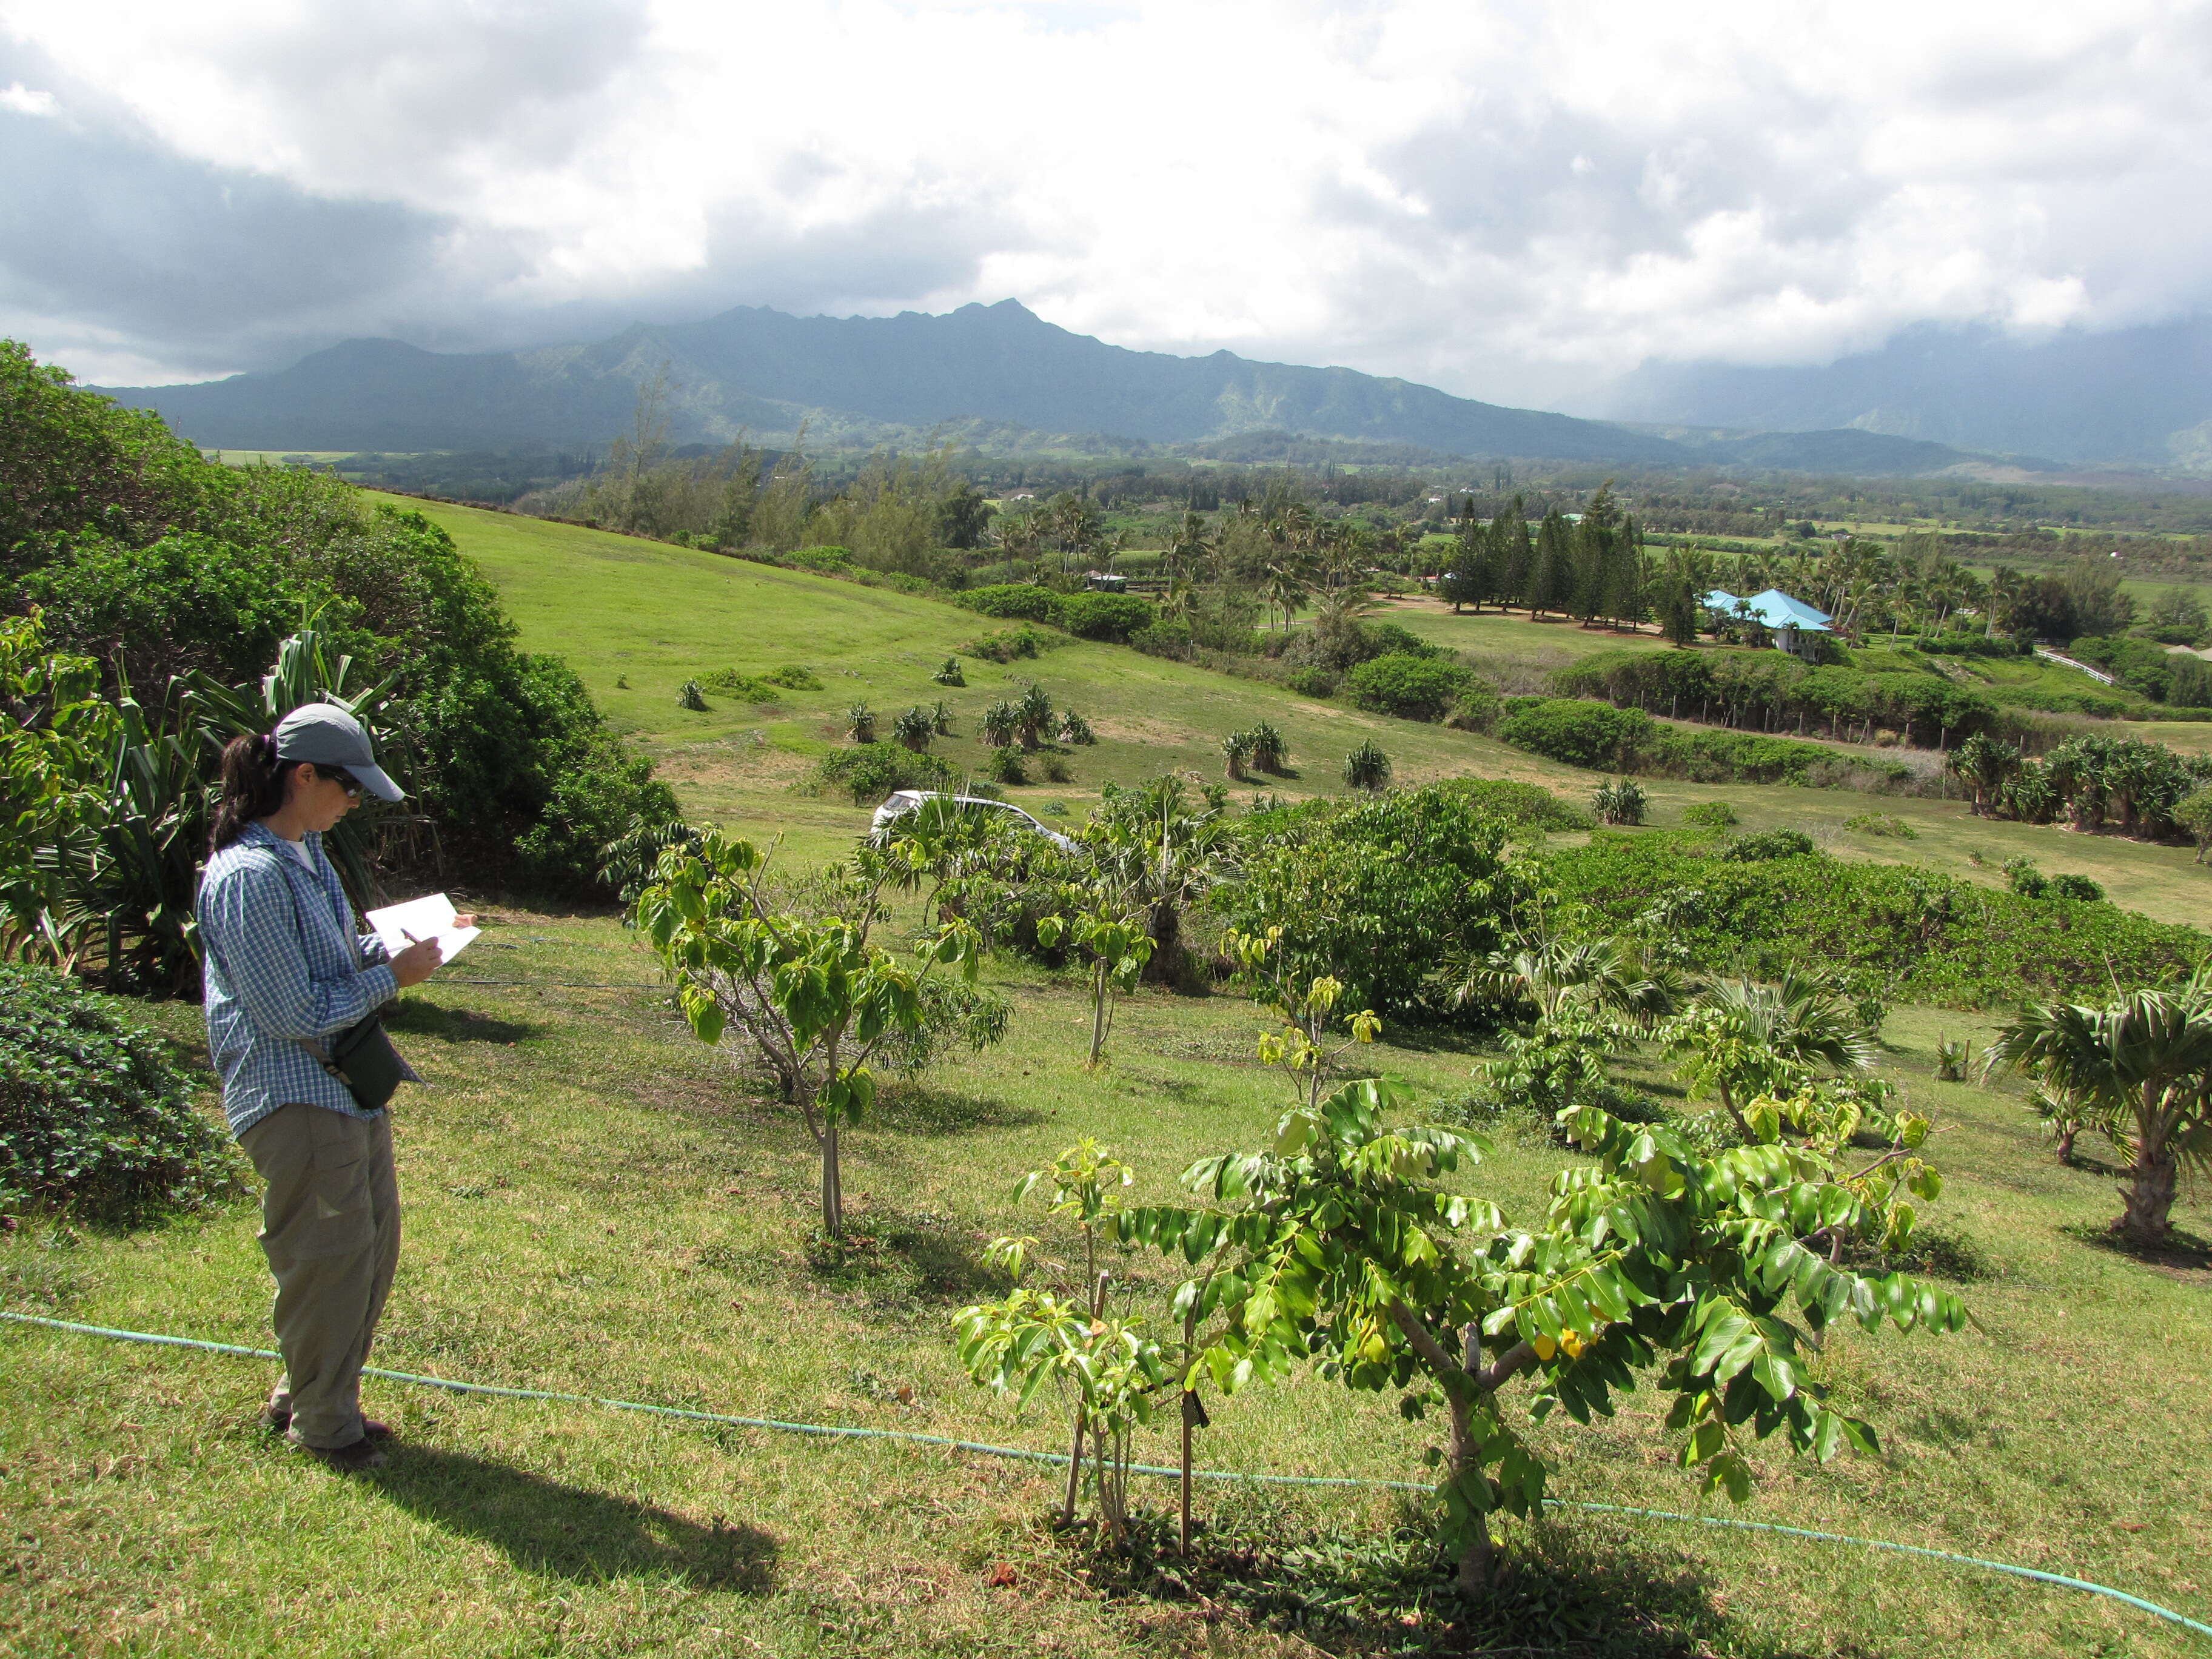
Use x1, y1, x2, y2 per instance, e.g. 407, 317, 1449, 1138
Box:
365, 893, 480, 965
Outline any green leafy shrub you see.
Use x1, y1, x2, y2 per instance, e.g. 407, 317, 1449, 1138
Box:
1845, 813, 1917, 839
1056, 592, 1155, 642
1497, 696, 1908, 786
0, 964, 232, 1220
1218, 781, 1535, 1016
986, 745, 1029, 786
956, 583, 1061, 623
1344, 652, 1475, 721
1284, 667, 1336, 698
1443, 681, 1502, 732
1127, 620, 1193, 660
2, 352, 675, 901
1496, 698, 1652, 768
802, 745, 956, 805
1681, 801, 1738, 831
699, 669, 780, 703
2048, 872, 2106, 902
1722, 829, 1817, 862
963, 626, 1065, 663
1453, 779, 1593, 833
762, 664, 821, 689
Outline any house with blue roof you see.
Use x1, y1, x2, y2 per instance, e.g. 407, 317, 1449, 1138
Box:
1703, 588, 1834, 661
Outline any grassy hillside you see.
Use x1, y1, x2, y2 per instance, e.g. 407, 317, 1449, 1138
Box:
386, 499, 2212, 928
378, 498, 1592, 859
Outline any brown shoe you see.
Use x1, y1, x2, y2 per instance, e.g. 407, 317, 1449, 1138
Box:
264, 1407, 392, 1441
303, 1438, 388, 1472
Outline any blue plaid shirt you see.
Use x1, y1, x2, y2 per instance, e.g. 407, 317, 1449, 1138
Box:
198, 821, 400, 1138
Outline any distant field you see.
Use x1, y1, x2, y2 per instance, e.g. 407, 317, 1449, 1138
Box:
384, 498, 2212, 924
377, 498, 1592, 861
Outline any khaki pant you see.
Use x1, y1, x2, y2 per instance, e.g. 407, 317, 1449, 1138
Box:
239, 1104, 401, 1450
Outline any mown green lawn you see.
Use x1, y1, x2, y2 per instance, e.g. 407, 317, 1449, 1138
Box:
4, 916, 2209, 1657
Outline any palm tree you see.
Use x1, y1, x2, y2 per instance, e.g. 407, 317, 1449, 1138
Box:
1986, 972, 2212, 1245
1166, 511, 1213, 588
1265, 564, 1310, 632
1663, 972, 1880, 1137
979, 702, 1019, 748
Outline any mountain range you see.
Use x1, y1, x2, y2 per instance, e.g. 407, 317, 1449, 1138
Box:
99, 300, 1993, 478
1608, 317, 2212, 471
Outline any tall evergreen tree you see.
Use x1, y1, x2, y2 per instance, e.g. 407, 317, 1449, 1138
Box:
1530, 509, 1573, 619
1658, 550, 1700, 647
1499, 499, 1533, 609
1571, 483, 1623, 626
1606, 512, 1647, 630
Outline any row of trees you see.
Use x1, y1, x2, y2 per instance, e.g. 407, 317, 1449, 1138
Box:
1552, 646, 2006, 749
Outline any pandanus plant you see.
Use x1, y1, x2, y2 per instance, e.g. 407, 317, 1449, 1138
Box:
890, 707, 934, 752
1243, 720, 1287, 774
1986, 970, 2212, 1245
1014, 683, 1053, 751
979, 701, 1019, 748
1342, 739, 1391, 791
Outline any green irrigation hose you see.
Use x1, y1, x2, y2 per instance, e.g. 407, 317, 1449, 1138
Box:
5, 1309, 2207, 1641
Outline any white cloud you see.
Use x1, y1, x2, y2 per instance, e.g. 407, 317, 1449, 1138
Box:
5, 0, 2212, 399
0, 78, 56, 114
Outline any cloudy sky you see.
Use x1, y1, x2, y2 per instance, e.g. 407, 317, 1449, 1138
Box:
4, 0, 2210, 407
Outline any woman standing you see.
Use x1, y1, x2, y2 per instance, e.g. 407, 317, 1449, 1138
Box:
197, 702, 466, 1470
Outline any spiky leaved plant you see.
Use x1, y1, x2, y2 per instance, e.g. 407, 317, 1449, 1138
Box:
891, 706, 935, 752
1342, 738, 1391, 791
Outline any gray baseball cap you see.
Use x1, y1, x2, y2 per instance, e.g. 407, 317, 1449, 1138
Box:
272, 702, 405, 802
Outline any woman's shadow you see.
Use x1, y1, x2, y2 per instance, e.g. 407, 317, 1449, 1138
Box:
364, 1447, 777, 1590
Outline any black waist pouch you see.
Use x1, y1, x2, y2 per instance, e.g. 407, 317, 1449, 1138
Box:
315, 1013, 415, 1111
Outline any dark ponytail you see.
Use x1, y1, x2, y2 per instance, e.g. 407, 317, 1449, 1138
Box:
210, 733, 301, 853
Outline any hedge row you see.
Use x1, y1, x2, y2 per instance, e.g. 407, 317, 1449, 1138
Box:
1544, 833, 2207, 1007
1495, 697, 1912, 787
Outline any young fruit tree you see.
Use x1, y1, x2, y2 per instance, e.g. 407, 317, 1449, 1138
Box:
635, 829, 987, 1236
1111, 1074, 1967, 1593
954, 1139, 1164, 1538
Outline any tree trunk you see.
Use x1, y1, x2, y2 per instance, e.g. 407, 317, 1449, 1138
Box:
2056, 1126, 2077, 1165
1087, 965, 1109, 1068
1446, 1381, 1495, 1595
1717, 1077, 1751, 1138
1061, 1405, 1088, 1526
2119, 1151, 2177, 1245
820, 1117, 843, 1237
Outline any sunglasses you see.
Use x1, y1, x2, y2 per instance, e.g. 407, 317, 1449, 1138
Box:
318, 766, 364, 800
